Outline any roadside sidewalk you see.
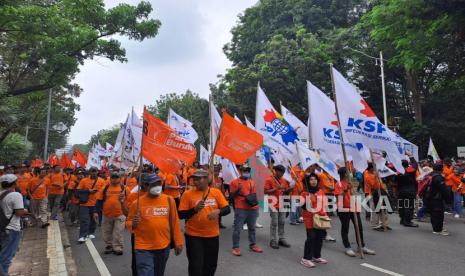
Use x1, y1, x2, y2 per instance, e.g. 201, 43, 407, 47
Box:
9, 220, 73, 276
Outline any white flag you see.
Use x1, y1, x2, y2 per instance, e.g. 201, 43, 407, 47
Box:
106, 143, 114, 152
427, 138, 440, 162
210, 100, 222, 147
307, 81, 368, 173
200, 145, 210, 165
244, 116, 255, 129
280, 104, 309, 143
255, 85, 300, 165
234, 115, 242, 123
297, 143, 340, 181
168, 108, 199, 144
332, 67, 405, 173
86, 148, 102, 170
219, 157, 240, 184
116, 109, 142, 169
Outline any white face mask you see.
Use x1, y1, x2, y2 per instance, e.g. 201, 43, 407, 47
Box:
149, 186, 162, 196
242, 172, 251, 179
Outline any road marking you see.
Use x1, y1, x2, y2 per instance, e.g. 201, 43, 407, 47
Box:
86, 239, 111, 276
47, 220, 68, 274
361, 263, 404, 276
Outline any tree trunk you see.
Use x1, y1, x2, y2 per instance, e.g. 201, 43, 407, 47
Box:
405, 69, 422, 124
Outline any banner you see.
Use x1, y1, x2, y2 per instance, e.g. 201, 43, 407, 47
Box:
214, 112, 263, 165
142, 107, 196, 174
297, 143, 340, 181
281, 104, 309, 143
332, 67, 405, 173
168, 108, 199, 144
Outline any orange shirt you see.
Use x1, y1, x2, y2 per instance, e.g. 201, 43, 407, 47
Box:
301, 190, 327, 229
125, 190, 147, 209
264, 177, 289, 209
49, 173, 65, 195
102, 184, 126, 218
443, 165, 453, 181
212, 177, 223, 190
446, 174, 462, 192
28, 177, 49, 200
122, 177, 138, 191
363, 171, 385, 195
230, 178, 259, 210
77, 177, 106, 207
318, 172, 336, 195
179, 188, 228, 238
162, 173, 180, 199
126, 194, 183, 250
68, 178, 81, 205
17, 173, 32, 196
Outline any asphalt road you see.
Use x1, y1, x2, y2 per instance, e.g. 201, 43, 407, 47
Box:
67, 209, 465, 276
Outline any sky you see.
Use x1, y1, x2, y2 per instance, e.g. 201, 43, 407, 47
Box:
69, 0, 256, 144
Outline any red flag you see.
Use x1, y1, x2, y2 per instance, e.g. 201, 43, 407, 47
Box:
72, 148, 87, 168
31, 159, 43, 168
141, 107, 197, 174
214, 112, 263, 164
48, 154, 60, 166
60, 153, 74, 168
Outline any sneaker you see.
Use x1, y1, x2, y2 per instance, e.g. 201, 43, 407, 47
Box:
324, 234, 336, 242
243, 224, 248, 230
104, 246, 113, 254
433, 230, 450, 236
290, 222, 298, 225
444, 211, 452, 215
78, 237, 87, 243
298, 217, 304, 223
278, 239, 291, 248
373, 225, 385, 232
255, 222, 263, 228
300, 258, 315, 268
345, 248, 356, 257
249, 244, 263, 253
113, 250, 123, 256
87, 234, 96, 239
312, 257, 328, 264
454, 214, 460, 219
270, 240, 279, 249
362, 247, 376, 255
232, 248, 241, 256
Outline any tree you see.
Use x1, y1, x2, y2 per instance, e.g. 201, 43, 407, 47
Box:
0, 133, 31, 164
87, 125, 120, 148
147, 91, 209, 148
0, 0, 161, 97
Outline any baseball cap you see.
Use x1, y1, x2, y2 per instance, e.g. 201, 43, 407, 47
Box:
193, 169, 208, 178
0, 174, 18, 184
141, 173, 161, 184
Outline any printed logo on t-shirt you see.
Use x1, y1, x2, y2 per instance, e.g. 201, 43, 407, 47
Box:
143, 206, 168, 217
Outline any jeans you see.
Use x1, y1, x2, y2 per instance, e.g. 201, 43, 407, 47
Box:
289, 201, 301, 224
417, 200, 428, 219
453, 192, 463, 216
48, 194, 63, 220
303, 229, 325, 260
0, 230, 22, 275
185, 235, 219, 276
135, 248, 170, 276
337, 211, 365, 248
79, 206, 96, 238
232, 208, 258, 249
269, 209, 286, 242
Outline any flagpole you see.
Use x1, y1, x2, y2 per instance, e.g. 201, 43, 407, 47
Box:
136, 154, 143, 216
329, 63, 364, 259
307, 82, 313, 149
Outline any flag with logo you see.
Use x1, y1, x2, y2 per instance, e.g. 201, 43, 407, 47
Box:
255, 85, 300, 165
427, 138, 440, 162
142, 107, 197, 174
86, 148, 102, 170
297, 143, 340, 181
168, 108, 199, 144
214, 112, 263, 165
331, 67, 405, 173
307, 81, 368, 173
280, 104, 309, 143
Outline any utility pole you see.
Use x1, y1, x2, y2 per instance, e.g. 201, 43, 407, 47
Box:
380, 51, 388, 126
43, 89, 52, 161
24, 125, 29, 146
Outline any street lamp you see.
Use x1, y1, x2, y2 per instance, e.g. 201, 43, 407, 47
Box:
346, 47, 388, 126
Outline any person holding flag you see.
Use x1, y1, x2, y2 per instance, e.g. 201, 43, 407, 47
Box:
126, 173, 183, 276
178, 169, 230, 276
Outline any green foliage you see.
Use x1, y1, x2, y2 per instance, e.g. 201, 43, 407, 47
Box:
87, 125, 120, 148
0, 133, 31, 164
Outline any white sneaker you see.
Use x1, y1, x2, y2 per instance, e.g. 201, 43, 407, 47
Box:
243, 224, 248, 230
87, 234, 96, 239
324, 234, 336, 242
454, 214, 460, 219
78, 237, 87, 243
255, 223, 263, 228
345, 248, 356, 257
362, 247, 376, 255
433, 230, 450, 236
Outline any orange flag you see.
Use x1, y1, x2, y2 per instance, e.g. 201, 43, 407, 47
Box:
48, 154, 60, 166
31, 159, 43, 168
142, 107, 197, 174
60, 153, 74, 168
72, 148, 87, 168
214, 112, 263, 164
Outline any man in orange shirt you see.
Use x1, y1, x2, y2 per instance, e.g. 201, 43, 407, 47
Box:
364, 164, 390, 231
76, 167, 106, 243
446, 166, 464, 218
230, 164, 263, 256
17, 164, 32, 209
126, 173, 183, 276
67, 168, 84, 225
102, 172, 127, 255
264, 165, 292, 249
28, 167, 50, 228
290, 166, 304, 225
48, 165, 65, 220
161, 172, 181, 208
179, 169, 230, 276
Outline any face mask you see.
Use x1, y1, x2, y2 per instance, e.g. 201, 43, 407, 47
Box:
242, 172, 251, 179
149, 186, 162, 196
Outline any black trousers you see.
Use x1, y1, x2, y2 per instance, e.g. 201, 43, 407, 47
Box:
337, 211, 365, 248
131, 233, 138, 276
174, 197, 180, 209
430, 209, 444, 232
398, 193, 415, 224
303, 229, 325, 260
185, 235, 219, 276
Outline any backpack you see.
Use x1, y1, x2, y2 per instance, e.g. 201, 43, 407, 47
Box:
418, 176, 433, 200
0, 191, 13, 232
